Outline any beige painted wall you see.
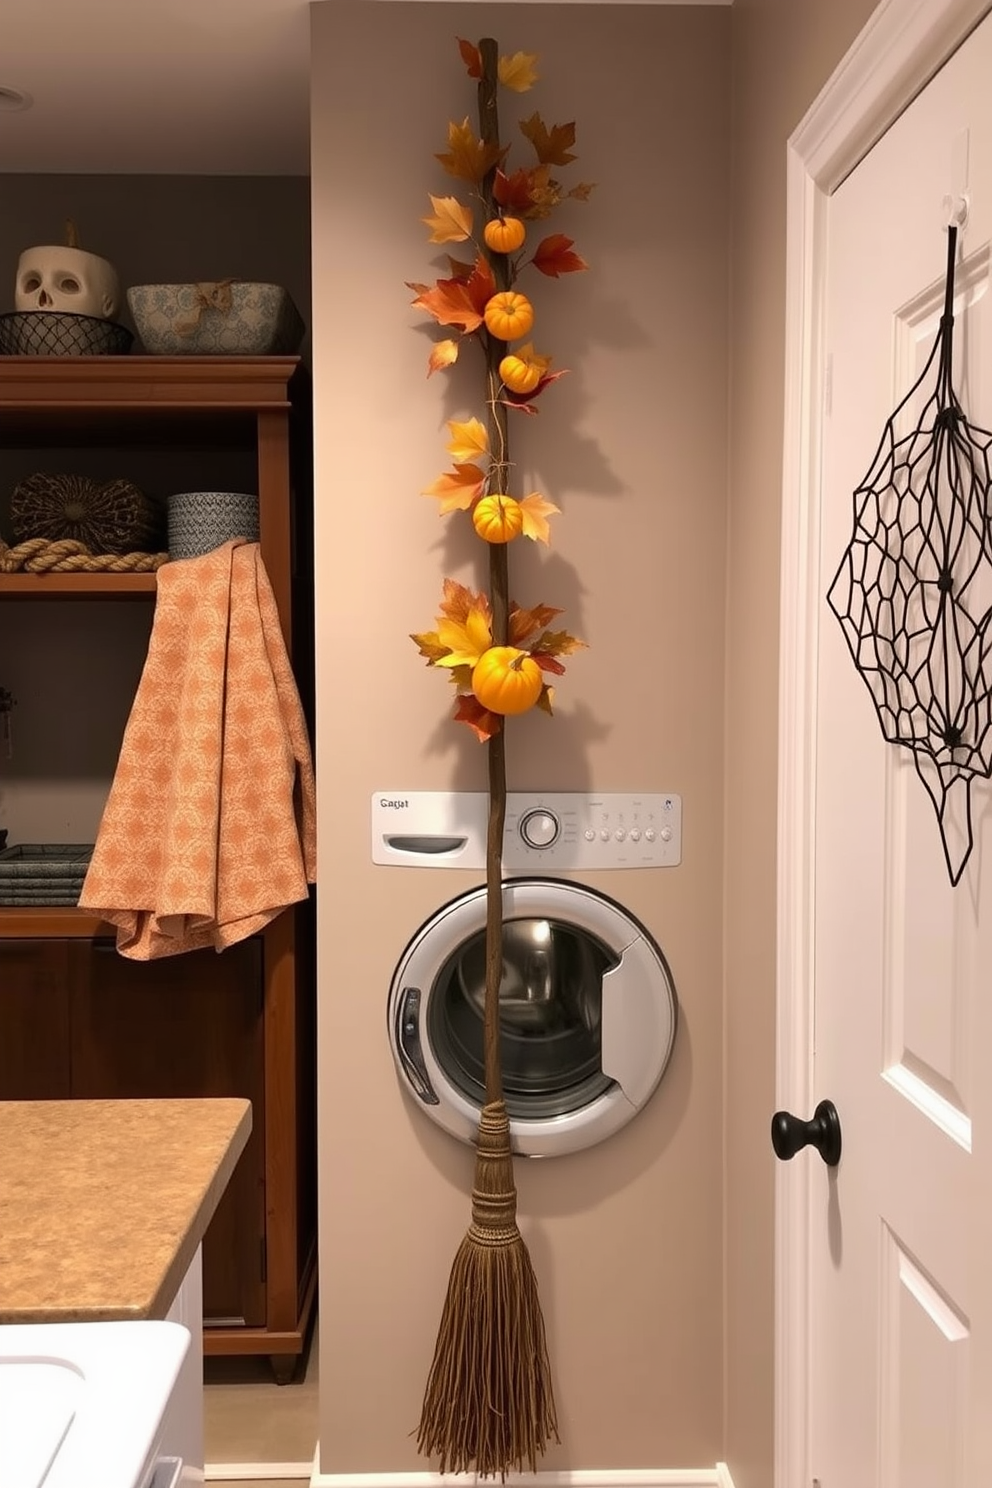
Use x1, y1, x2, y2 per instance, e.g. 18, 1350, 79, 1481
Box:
722, 2, 880, 1485
312, 2, 731, 1471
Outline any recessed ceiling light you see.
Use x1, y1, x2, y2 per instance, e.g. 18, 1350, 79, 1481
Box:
0, 87, 33, 112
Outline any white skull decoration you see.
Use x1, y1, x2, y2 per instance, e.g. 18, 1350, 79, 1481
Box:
15, 246, 121, 320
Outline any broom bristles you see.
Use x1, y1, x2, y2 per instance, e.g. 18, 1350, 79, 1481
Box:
417, 1101, 559, 1478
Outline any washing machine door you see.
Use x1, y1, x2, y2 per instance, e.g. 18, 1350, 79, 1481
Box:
387, 878, 677, 1157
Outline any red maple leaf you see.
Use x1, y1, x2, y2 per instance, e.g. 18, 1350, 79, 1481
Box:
493, 165, 551, 216
453, 693, 501, 741
457, 37, 483, 78
532, 234, 589, 278
501, 368, 569, 413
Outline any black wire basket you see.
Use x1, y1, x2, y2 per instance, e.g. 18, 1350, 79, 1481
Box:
0, 310, 133, 356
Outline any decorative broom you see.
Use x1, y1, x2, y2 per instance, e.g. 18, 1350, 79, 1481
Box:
409, 36, 591, 1478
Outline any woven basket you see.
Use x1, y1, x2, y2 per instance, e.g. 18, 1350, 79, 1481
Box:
0, 311, 132, 356
10, 473, 162, 555
167, 490, 259, 559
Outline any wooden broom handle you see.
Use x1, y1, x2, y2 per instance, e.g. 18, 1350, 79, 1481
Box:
479, 37, 510, 1106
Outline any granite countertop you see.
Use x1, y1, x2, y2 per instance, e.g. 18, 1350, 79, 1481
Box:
0, 1097, 251, 1325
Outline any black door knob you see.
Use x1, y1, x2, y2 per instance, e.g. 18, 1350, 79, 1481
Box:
771, 1099, 842, 1167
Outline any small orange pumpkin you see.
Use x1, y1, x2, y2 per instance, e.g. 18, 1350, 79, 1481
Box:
483, 215, 527, 254
472, 494, 524, 544
483, 291, 534, 342
499, 352, 541, 395
472, 646, 543, 716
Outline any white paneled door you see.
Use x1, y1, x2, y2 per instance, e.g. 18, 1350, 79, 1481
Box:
806, 11, 992, 1483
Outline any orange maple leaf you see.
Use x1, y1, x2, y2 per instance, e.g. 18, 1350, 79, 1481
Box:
518, 492, 560, 543
408, 276, 483, 333
509, 602, 563, 646
447, 254, 477, 280
427, 339, 460, 377
446, 417, 488, 464
532, 629, 587, 675
422, 463, 486, 514
454, 693, 501, 741
462, 254, 498, 318
532, 233, 589, 278
519, 113, 577, 167
457, 37, 483, 78
534, 627, 587, 658
439, 579, 492, 627
498, 51, 539, 92
422, 194, 473, 244
436, 117, 508, 183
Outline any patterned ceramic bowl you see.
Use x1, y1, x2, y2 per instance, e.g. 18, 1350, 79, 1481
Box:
167, 491, 259, 560
127, 282, 305, 356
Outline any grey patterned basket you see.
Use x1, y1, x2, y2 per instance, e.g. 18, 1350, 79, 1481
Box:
167, 491, 259, 560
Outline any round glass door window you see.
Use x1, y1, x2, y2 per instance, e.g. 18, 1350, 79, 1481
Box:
427, 916, 615, 1119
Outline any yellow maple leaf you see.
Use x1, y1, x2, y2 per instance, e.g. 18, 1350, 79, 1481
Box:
446, 417, 489, 465
421, 463, 486, 514
518, 492, 560, 543
436, 118, 508, 183
410, 630, 451, 663
427, 339, 460, 377
435, 604, 493, 668
498, 51, 539, 92
422, 194, 473, 244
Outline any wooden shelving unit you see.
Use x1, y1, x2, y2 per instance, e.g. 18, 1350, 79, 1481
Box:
0, 355, 316, 1381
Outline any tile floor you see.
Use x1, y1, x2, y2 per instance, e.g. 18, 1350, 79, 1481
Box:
204, 1317, 319, 1478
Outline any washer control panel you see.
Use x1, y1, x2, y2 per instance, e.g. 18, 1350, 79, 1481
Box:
371, 791, 682, 869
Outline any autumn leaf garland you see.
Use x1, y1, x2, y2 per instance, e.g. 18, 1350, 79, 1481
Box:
410, 38, 589, 743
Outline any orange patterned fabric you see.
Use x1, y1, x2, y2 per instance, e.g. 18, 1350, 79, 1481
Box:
79, 538, 317, 959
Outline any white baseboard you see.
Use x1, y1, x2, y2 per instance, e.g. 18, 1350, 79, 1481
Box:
206, 1461, 315, 1481
310, 1466, 737, 1488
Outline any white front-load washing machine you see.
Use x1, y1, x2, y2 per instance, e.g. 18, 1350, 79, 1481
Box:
387, 876, 678, 1157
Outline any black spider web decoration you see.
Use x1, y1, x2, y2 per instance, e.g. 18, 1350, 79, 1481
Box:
827, 225, 992, 887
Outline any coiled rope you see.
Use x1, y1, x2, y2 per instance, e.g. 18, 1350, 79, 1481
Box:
0, 538, 169, 573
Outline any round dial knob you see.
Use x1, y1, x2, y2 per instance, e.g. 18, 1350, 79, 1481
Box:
519, 808, 560, 849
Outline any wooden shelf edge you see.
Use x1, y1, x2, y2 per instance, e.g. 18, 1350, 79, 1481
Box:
0, 573, 159, 598
0, 355, 303, 411
0, 909, 112, 938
